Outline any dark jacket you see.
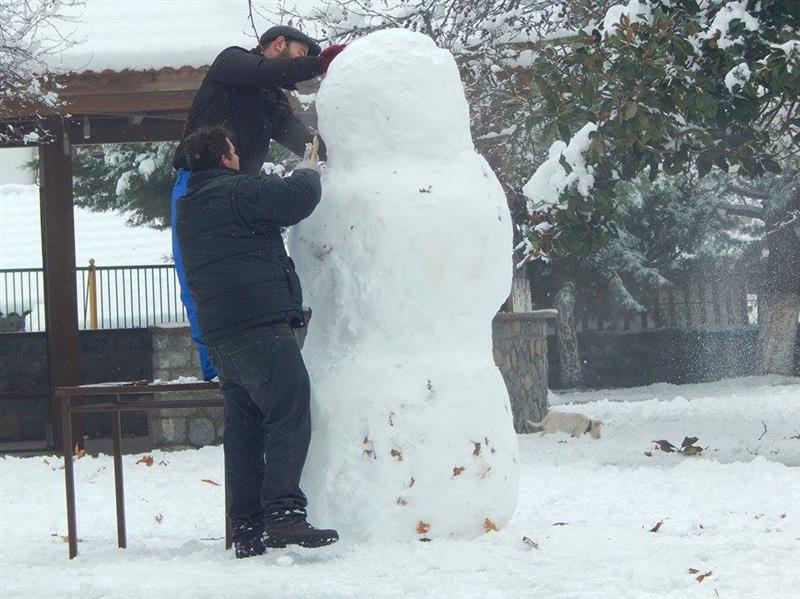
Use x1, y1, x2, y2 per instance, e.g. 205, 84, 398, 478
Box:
176, 167, 321, 345
173, 46, 323, 175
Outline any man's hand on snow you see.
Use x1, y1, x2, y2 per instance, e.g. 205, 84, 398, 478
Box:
319, 44, 346, 74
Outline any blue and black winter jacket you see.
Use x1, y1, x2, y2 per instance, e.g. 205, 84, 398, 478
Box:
175, 167, 321, 345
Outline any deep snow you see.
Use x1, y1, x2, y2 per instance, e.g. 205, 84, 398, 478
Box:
2, 376, 798, 598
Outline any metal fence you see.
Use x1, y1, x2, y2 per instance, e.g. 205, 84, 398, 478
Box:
0, 264, 187, 332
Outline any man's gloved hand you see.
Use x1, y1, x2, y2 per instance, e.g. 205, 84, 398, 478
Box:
297, 136, 320, 173
319, 44, 347, 74
295, 159, 320, 173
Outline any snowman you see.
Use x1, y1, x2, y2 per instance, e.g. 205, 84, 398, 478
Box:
289, 28, 518, 541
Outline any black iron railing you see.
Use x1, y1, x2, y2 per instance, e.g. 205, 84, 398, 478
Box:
0, 264, 187, 332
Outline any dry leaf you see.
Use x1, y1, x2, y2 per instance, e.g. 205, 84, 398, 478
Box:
472, 441, 482, 457
696, 571, 713, 583
158, 459, 169, 466
155, 513, 163, 524
644, 451, 653, 457
688, 568, 700, 575
388, 412, 395, 427
649, 520, 663, 533
408, 477, 416, 488
522, 536, 539, 550
136, 455, 154, 467
552, 522, 568, 527
416, 520, 430, 534
652, 440, 676, 453
391, 448, 403, 461
201, 479, 221, 486
396, 497, 408, 506
73, 443, 86, 460
484, 518, 498, 533
452, 466, 465, 477
362, 436, 376, 460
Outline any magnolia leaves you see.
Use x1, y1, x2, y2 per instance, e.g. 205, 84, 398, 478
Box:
648, 436, 704, 456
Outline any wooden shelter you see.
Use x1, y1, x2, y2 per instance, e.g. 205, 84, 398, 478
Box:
0, 66, 318, 450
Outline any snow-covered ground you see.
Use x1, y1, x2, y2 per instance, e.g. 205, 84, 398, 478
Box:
0, 183, 172, 269
2, 376, 798, 598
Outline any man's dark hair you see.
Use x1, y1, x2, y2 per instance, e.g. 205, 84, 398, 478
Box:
184, 126, 233, 171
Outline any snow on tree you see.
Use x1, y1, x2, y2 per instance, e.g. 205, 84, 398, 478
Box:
0, 0, 83, 142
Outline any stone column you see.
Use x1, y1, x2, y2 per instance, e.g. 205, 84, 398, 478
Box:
492, 310, 557, 434
148, 326, 224, 448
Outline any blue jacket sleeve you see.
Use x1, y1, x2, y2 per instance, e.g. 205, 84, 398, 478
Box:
233, 169, 322, 230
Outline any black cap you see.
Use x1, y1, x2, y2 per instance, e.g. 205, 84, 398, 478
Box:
259, 25, 321, 57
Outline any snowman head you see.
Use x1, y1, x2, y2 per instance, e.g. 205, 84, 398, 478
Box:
316, 29, 474, 167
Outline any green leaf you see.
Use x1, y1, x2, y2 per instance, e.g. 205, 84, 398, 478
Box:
623, 101, 638, 121
559, 154, 573, 175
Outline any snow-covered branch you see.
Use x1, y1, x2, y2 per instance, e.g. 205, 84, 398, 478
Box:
0, 0, 83, 141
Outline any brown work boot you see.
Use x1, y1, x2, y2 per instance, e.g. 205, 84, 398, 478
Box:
262, 518, 339, 548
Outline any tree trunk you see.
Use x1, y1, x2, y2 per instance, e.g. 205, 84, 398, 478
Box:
555, 280, 582, 388
756, 290, 800, 375
756, 206, 800, 375
509, 264, 533, 312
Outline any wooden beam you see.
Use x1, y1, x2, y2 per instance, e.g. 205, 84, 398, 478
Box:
62, 90, 199, 115
65, 117, 187, 145
39, 116, 81, 451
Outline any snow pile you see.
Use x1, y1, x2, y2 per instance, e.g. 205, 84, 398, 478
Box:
290, 29, 518, 541
522, 123, 598, 210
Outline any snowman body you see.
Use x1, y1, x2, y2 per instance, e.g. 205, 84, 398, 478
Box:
289, 29, 518, 541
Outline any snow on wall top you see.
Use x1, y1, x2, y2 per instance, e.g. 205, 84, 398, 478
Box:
50, 0, 298, 73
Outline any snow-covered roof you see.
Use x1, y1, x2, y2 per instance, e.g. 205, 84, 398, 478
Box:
52, 0, 307, 74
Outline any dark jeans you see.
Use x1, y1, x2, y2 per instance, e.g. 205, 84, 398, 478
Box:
207, 322, 311, 537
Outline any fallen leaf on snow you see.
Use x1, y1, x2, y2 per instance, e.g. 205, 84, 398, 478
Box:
522, 536, 539, 549
650, 520, 664, 533
484, 518, 498, 533
136, 455, 154, 467
472, 441, 482, 456
155, 513, 163, 524
696, 571, 713, 583
452, 466, 465, 477
552, 522, 568, 527
652, 440, 676, 453
416, 520, 430, 534
201, 479, 221, 486
390, 448, 403, 461
73, 443, 86, 460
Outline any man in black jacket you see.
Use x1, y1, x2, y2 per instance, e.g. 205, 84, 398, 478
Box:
171, 25, 345, 381
176, 126, 338, 558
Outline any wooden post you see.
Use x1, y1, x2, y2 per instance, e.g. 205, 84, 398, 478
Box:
87, 258, 98, 329
40, 116, 81, 451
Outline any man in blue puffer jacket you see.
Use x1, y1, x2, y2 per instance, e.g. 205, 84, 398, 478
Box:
171, 25, 345, 379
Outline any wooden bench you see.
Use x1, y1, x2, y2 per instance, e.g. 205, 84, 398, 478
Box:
55, 380, 230, 559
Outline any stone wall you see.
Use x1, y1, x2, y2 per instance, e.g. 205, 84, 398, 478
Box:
0, 329, 153, 443
546, 325, 788, 389
148, 326, 224, 448
492, 311, 556, 434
